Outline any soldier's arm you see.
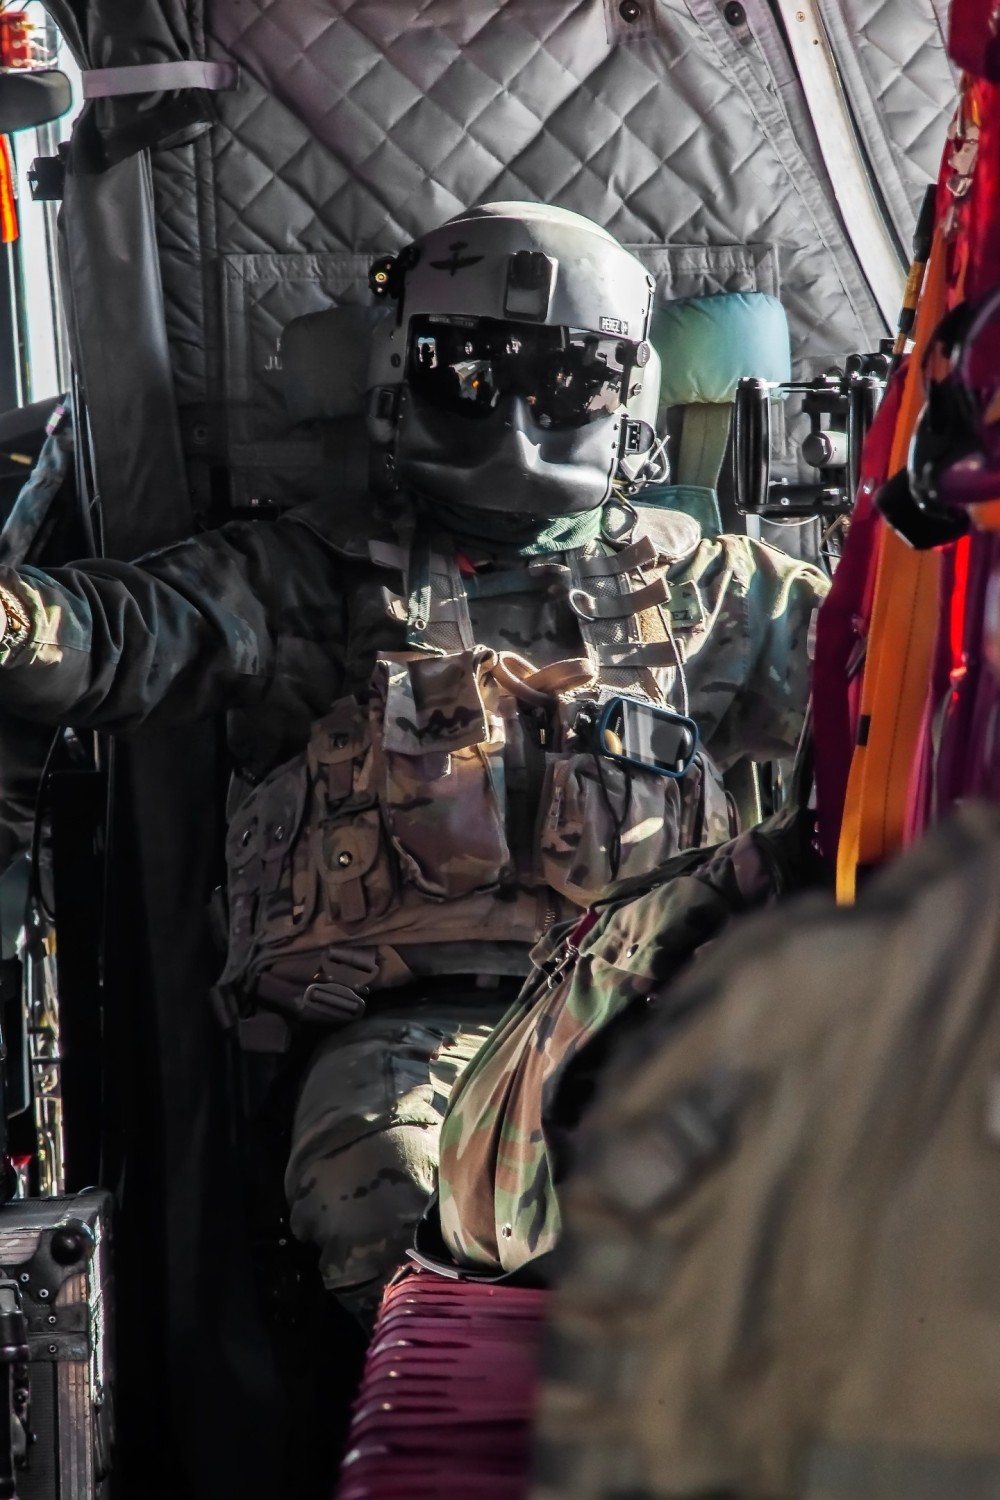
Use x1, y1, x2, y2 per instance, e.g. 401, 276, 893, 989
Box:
700, 536, 830, 767
0, 518, 345, 734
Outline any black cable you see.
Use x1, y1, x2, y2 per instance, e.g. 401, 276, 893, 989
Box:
26, 729, 61, 924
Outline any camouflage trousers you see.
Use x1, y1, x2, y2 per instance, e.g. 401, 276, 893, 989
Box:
284, 993, 511, 1324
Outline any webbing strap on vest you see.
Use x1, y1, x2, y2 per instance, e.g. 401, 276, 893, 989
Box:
574, 534, 659, 576
402, 541, 474, 655
405, 537, 434, 648
492, 654, 596, 706
566, 548, 675, 705
398, 537, 682, 707
568, 576, 672, 621
836, 233, 947, 904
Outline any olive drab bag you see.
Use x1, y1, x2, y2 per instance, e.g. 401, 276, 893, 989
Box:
431, 805, 822, 1277
536, 802, 1000, 1500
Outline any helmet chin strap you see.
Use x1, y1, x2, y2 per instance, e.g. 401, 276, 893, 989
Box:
415, 494, 607, 557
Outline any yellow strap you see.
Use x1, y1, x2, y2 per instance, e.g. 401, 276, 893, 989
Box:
836, 235, 947, 904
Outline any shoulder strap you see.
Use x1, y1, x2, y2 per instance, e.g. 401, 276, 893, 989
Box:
567, 545, 681, 705
399, 535, 474, 655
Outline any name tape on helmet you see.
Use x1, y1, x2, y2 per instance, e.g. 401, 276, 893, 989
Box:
600, 316, 628, 336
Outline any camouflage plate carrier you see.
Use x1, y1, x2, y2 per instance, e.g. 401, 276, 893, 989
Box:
214, 518, 734, 1047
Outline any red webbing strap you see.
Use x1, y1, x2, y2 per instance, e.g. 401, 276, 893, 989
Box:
951, 536, 973, 664
811, 370, 904, 863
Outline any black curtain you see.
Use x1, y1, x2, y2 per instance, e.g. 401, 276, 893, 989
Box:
40, 1, 295, 1491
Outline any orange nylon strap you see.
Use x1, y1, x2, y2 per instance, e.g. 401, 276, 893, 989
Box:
0, 139, 17, 245
969, 499, 1000, 528
836, 235, 947, 904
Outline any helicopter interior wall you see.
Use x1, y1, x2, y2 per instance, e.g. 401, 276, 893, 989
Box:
32, 1, 957, 1497
51, 0, 958, 542
142, 0, 953, 516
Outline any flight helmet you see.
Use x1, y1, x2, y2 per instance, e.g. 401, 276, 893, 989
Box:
366, 202, 658, 516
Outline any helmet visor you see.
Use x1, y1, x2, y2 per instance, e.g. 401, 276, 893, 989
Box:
407, 315, 637, 430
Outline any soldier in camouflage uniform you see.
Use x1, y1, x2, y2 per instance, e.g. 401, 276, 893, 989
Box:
0, 203, 827, 1321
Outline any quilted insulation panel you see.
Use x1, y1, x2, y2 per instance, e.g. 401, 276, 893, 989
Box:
148, 0, 954, 509
818, 0, 954, 242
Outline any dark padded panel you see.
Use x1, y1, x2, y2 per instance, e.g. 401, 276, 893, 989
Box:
0, 71, 71, 134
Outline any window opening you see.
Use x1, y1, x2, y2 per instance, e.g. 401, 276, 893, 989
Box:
9, 1, 79, 403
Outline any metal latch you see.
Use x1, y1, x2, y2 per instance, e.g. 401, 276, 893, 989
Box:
27, 150, 66, 203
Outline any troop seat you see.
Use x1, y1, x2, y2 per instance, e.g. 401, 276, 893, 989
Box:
335, 1271, 548, 1499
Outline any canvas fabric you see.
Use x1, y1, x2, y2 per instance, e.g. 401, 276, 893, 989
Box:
533, 802, 1000, 1500
435, 805, 819, 1277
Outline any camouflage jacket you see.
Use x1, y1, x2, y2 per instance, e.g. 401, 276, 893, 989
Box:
0, 496, 827, 1006
0, 497, 825, 764
433, 805, 821, 1276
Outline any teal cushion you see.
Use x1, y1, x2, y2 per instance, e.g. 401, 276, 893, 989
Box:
652, 292, 791, 408
640, 483, 723, 538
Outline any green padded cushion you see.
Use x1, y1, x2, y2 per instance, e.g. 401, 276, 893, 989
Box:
652, 292, 791, 408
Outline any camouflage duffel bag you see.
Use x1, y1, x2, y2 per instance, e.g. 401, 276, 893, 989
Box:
425, 804, 823, 1279
535, 802, 1000, 1500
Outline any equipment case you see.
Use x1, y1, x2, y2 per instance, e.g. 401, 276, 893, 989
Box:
0, 1191, 113, 1500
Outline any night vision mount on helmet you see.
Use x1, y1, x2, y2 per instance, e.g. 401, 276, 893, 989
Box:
366, 202, 659, 517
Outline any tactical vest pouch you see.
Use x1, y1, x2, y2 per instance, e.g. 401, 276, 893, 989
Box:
314, 807, 393, 925
216, 647, 734, 1027
308, 697, 396, 926
371, 650, 514, 899
217, 695, 396, 998
307, 697, 369, 801
539, 749, 731, 905
219, 757, 311, 989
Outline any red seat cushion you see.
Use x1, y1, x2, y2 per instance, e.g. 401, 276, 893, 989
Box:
335, 1272, 548, 1498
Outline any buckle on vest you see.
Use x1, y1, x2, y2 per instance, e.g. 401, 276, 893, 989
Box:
237, 1013, 293, 1055
567, 586, 599, 621
300, 981, 367, 1027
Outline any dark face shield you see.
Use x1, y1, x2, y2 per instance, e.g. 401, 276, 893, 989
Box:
407, 316, 638, 431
